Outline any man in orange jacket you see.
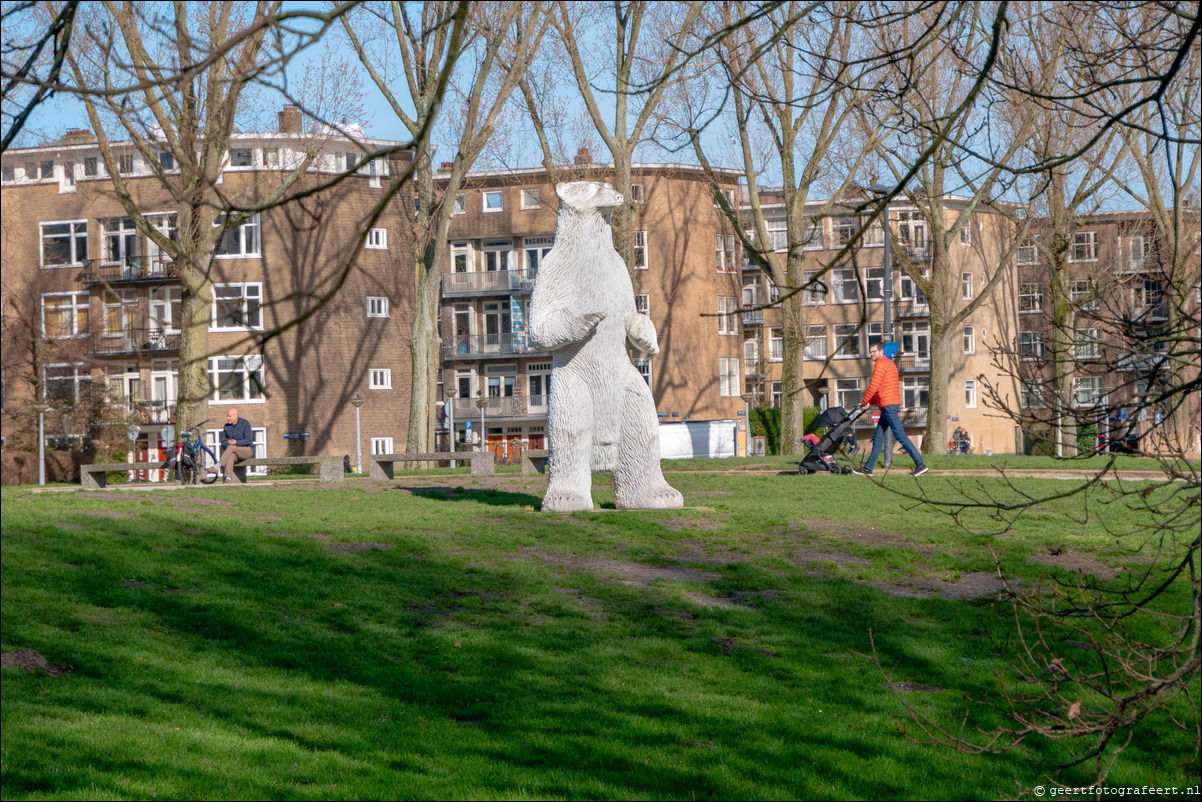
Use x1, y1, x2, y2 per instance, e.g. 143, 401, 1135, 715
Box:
853, 341, 928, 477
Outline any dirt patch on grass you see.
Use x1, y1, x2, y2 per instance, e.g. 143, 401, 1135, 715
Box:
682, 592, 744, 609
1, 649, 72, 676
327, 541, 393, 554
265, 531, 332, 541
885, 681, 943, 693
868, 572, 1006, 600
1030, 553, 1117, 580
74, 510, 132, 519
657, 517, 724, 532
174, 497, 234, 509
669, 540, 746, 566
55, 523, 85, 532
792, 549, 871, 570
520, 549, 719, 587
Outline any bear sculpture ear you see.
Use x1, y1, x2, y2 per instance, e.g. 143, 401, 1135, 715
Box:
556, 181, 600, 208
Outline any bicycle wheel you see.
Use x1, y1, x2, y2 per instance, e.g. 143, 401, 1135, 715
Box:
196, 445, 220, 484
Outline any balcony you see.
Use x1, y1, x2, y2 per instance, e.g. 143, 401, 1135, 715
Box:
899, 243, 931, 261
452, 394, 546, 420
442, 269, 536, 297
92, 327, 180, 357
897, 354, 930, 373
78, 257, 179, 286
894, 299, 929, 318
742, 310, 765, 325
442, 333, 550, 360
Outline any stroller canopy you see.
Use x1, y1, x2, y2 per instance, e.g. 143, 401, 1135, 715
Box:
814, 406, 850, 429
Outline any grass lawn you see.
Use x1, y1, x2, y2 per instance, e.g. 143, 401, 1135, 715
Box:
2, 466, 1197, 800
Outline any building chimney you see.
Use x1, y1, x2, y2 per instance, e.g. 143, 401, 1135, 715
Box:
277, 106, 301, 134
60, 129, 95, 146
574, 147, 591, 166
440, 161, 454, 171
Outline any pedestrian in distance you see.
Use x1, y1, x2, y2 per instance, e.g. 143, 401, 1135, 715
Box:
852, 342, 929, 477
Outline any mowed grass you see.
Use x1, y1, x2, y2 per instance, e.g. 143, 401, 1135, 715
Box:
2, 467, 1197, 800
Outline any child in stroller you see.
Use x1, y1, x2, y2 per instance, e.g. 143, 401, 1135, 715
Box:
798, 406, 865, 475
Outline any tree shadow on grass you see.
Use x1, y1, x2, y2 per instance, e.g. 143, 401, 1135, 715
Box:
399, 486, 544, 508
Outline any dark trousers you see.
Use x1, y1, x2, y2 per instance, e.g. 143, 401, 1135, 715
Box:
864, 405, 924, 469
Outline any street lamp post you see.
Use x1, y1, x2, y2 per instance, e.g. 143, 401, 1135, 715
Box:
445, 387, 458, 469
740, 392, 755, 457
349, 393, 365, 474
476, 393, 488, 455
867, 183, 899, 469
33, 401, 52, 485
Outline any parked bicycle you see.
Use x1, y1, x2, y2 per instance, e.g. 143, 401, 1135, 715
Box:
163, 420, 219, 485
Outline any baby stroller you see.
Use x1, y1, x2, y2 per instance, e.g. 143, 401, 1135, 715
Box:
797, 405, 865, 475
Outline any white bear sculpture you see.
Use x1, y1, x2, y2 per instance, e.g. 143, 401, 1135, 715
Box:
529, 181, 684, 512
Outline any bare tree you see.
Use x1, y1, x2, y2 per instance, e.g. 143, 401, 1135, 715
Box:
341, 0, 547, 453
1, 0, 80, 151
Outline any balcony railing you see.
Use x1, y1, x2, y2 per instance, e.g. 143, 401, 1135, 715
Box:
78, 257, 179, 285
109, 398, 176, 424
895, 298, 930, 318
442, 269, 536, 296
899, 243, 931, 261
452, 394, 547, 419
897, 354, 930, 372
442, 333, 550, 359
92, 327, 181, 356
742, 310, 765, 325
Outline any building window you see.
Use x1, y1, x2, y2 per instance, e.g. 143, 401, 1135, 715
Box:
520, 188, 540, 209
862, 218, 884, 247
371, 437, 394, 455
834, 324, 860, 358
1128, 235, 1145, 265
1073, 376, 1105, 408
45, 364, 92, 403
211, 283, 263, 330
214, 214, 260, 258
103, 289, 136, 335
899, 321, 930, 361
963, 326, 975, 354
452, 193, 466, 214
149, 286, 180, 332
483, 190, 503, 212
803, 272, 827, 305
1074, 328, 1101, 360
835, 378, 862, 411
902, 376, 929, 410
367, 297, 389, 318
1071, 231, 1098, 262
965, 379, 977, 408
633, 231, 647, 269
804, 325, 827, 360
865, 267, 885, 302
633, 357, 651, 386
1, 164, 13, 181
718, 358, 740, 397
900, 272, 928, 306
960, 224, 972, 246
1017, 238, 1038, 264
635, 294, 649, 314
159, 152, 175, 170
834, 217, 856, 246
450, 243, 471, 273
102, 217, 138, 264
1019, 283, 1043, 313
369, 368, 392, 389
716, 234, 737, 272
718, 296, 738, 335
229, 148, 253, 167
84, 157, 99, 177
744, 338, 759, 372
1021, 380, 1045, 409
117, 153, 135, 174
482, 241, 511, 272
41, 221, 88, 267
42, 292, 89, 338
630, 183, 644, 203
1070, 279, 1098, 310
832, 269, 858, 304
366, 228, 387, 249
866, 322, 883, 350
769, 328, 783, 362
208, 356, 264, 401
961, 271, 973, 300
262, 148, 280, 168
524, 236, 553, 276
1018, 330, 1045, 360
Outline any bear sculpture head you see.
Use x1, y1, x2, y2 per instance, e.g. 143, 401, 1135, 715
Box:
556, 181, 624, 215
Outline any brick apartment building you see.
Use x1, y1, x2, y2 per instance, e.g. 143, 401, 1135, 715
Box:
0, 118, 416, 471
435, 155, 745, 460
1013, 211, 1201, 456
741, 193, 1023, 456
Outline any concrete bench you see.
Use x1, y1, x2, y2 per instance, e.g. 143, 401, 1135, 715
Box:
227, 455, 344, 484
80, 461, 169, 490
369, 451, 493, 480
522, 449, 548, 475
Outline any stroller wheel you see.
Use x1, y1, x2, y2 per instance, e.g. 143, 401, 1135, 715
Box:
841, 466, 855, 475
797, 466, 809, 476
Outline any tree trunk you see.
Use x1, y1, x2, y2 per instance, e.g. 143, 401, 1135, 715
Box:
176, 255, 213, 435
925, 319, 949, 454
780, 292, 807, 454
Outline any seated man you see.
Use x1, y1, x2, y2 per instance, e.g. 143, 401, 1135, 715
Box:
214, 407, 254, 483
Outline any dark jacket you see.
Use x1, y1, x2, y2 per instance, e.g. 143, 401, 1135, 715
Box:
222, 417, 254, 449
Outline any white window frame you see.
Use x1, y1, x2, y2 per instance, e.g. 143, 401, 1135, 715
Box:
1128, 235, 1145, 266
960, 224, 972, 246
149, 286, 181, 333
965, 379, 977, 409
40, 220, 89, 268
1018, 330, 1045, 361
718, 296, 738, 335
633, 357, 651, 386
1074, 328, 1101, 360
630, 183, 644, 203
367, 296, 389, 318
803, 272, 827, 305
835, 378, 862, 411
902, 376, 929, 411
864, 266, 885, 303
633, 230, 647, 270
769, 328, 783, 362
366, 228, 387, 249
804, 325, 827, 360
523, 237, 553, 276
833, 324, 860, 358
1073, 376, 1106, 408
961, 271, 974, 300
44, 363, 92, 403
1022, 381, 1046, 409
1019, 283, 1043, 313
453, 193, 466, 214
1071, 280, 1099, 310
718, 357, 740, 397
520, 188, 540, 209
42, 291, 89, 338
207, 355, 264, 403
214, 214, 261, 259
1017, 239, 1039, 265
211, 283, 263, 331
371, 437, 395, 455
101, 217, 139, 265
963, 326, 975, 355
483, 190, 504, 213
1070, 231, 1098, 262
369, 368, 392, 390
635, 293, 649, 314
228, 148, 253, 168
832, 269, 858, 304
